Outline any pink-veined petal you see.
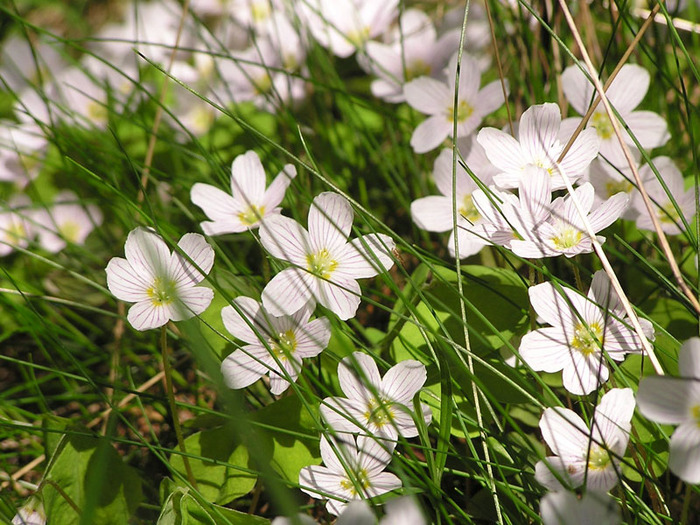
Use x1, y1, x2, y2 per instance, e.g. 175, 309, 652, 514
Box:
262, 268, 317, 317
637, 376, 700, 424
170, 287, 214, 320
381, 360, 426, 405
127, 300, 171, 331
477, 127, 523, 174
680, 338, 700, 378
105, 257, 151, 302
624, 111, 670, 149
262, 164, 296, 210
190, 182, 241, 223
230, 150, 266, 204
411, 195, 454, 232
339, 352, 382, 400
221, 344, 273, 390
669, 421, 700, 484
317, 277, 362, 320
588, 192, 629, 232
124, 226, 170, 280
528, 282, 576, 329
540, 407, 590, 456
561, 64, 595, 116
519, 103, 561, 163
336, 233, 395, 280
321, 396, 366, 434
308, 192, 353, 253
295, 317, 332, 358
606, 64, 649, 114
221, 297, 266, 345
259, 215, 311, 265
519, 327, 571, 373
404, 76, 451, 115
170, 232, 214, 287
410, 115, 450, 154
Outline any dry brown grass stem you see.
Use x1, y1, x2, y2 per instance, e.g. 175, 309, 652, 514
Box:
557, 0, 668, 376
484, 0, 514, 136
634, 7, 700, 34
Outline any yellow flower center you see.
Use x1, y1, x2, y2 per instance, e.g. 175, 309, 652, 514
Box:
339, 468, 371, 496
251, 2, 271, 22
571, 321, 603, 356
447, 100, 474, 123
269, 329, 297, 361
347, 27, 370, 47
364, 397, 394, 428
459, 194, 480, 224
306, 248, 338, 279
58, 220, 81, 243
586, 444, 612, 470
605, 179, 633, 197
591, 111, 615, 140
405, 59, 431, 81
3, 222, 26, 245
253, 73, 272, 95
238, 204, 265, 226
551, 227, 583, 250
691, 405, 700, 426
87, 101, 107, 124
659, 203, 682, 225
147, 277, 177, 306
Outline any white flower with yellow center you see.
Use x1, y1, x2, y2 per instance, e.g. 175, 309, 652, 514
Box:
191, 150, 296, 235
560, 64, 670, 167
321, 352, 432, 441
535, 388, 635, 492
520, 279, 647, 395
411, 137, 498, 258
0, 195, 33, 257
105, 227, 214, 331
405, 53, 507, 153
220, 297, 331, 395
260, 192, 395, 321
33, 191, 103, 253
477, 103, 600, 190
299, 434, 401, 516
638, 338, 700, 484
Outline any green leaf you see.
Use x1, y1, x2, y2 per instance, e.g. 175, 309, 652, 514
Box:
158, 488, 270, 525
42, 433, 141, 525
170, 424, 257, 505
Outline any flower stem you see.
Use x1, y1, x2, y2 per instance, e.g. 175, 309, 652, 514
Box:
161, 325, 197, 489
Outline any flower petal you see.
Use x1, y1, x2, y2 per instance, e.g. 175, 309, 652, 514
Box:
262, 267, 317, 317
221, 297, 266, 345
669, 421, 700, 484
381, 360, 426, 405
411, 195, 454, 232
127, 300, 171, 331
404, 76, 451, 115
336, 233, 395, 280
262, 164, 296, 211
410, 115, 450, 154
230, 150, 266, 204
221, 344, 273, 390
317, 277, 361, 321
308, 192, 353, 253
106, 257, 150, 302
124, 227, 170, 280
170, 232, 214, 287
260, 215, 311, 265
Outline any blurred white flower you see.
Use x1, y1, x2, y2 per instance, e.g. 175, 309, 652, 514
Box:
221, 297, 330, 395
191, 150, 296, 235
260, 192, 395, 320
0, 194, 33, 256
637, 337, 700, 484
535, 388, 635, 491
321, 352, 431, 440
33, 191, 103, 253
0, 121, 47, 188
540, 491, 620, 525
105, 227, 214, 331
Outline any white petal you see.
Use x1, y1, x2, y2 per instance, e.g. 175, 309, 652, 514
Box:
540, 407, 590, 456
230, 150, 266, 204
262, 268, 317, 317
680, 338, 700, 378
339, 352, 382, 401
317, 277, 361, 321
357, 435, 394, 474
295, 317, 332, 358
260, 215, 310, 265
308, 192, 353, 253
558, 127, 600, 179
477, 127, 523, 174
262, 164, 296, 210
190, 182, 241, 224
337, 233, 395, 280
169, 232, 214, 287
170, 287, 214, 321
476, 79, 508, 116
624, 111, 670, 149
221, 344, 273, 389
321, 396, 366, 434
105, 257, 150, 302
669, 421, 700, 484
410, 116, 450, 154
562, 352, 607, 395
411, 196, 454, 232
561, 64, 595, 116
588, 192, 628, 232
606, 64, 649, 114
124, 227, 170, 280
594, 388, 635, 447
528, 282, 576, 329
221, 297, 266, 345
127, 300, 171, 331
519, 103, 561, 163
519, 328, 571, 373
637, 376, 699, 424
381, 360, 426, 405
404, 76, 451, 114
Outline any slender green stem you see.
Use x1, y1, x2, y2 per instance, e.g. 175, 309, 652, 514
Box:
161, 325, 197, 489
681, 483, 693, 524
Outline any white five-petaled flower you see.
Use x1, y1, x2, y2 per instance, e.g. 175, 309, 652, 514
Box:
637, 337, 700, 484
411, 137, 498, 258
477, 102, 599, 190
33, 191, 103, 253
520, 275, 652, 395
632, 156, 696, 235
191, 150, 296, 235
404, 53, 507, 153
220, 297, 331, 395
560, 64, 670, 167
105, 227, 215, 331
535, 388, 635, 492
298, 434, 401, 516
321, 352, 431, 441
540, 491, 621, 525
260, 192, 395, 321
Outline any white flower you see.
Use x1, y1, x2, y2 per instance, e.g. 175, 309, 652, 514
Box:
561, 64, 670, 167
298, 434, 401, 516
191, 150, 296, 235
0, 195, 33, 256
637, 337, 700, 484
33, 191, 103, 253
632, 156, 696, 235
404, 53, 507, 153
260, 192, 395, 320
321, 352, 431, 441
587, 154, 647, 221
477, 103, 599, 190
0, 121, 47, 188
359, 9, 458, 103
410, 138, 498, 258
520, 278, 650, 395
540, 491, 620, 525
105, 227, 215, 331
220, 297, 331, 395
300, 0, 399, 58
12, 503, 46, 525
535, 388, 635, 491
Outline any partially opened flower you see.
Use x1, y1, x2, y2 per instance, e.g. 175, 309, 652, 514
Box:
33, 191, 103, 253
477, 103, 599, 190
520, 278, 650, 395
410, 138, 498, 258
191, 150, 296, 235
221, 297, 331, 395
637, 337, 700, 484
404, 53, 506, 153
298, 434, 401, 516
540, 491, 620, 525
535, 388, 635, 491
561, 64, 670, 167
260, 192, 395, 320
321, 352, 431, 440
632, 156, 696, 235
106, 227, 215, 331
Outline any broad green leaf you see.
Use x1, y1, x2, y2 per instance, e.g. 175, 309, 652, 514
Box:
158, 488, 270, 525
